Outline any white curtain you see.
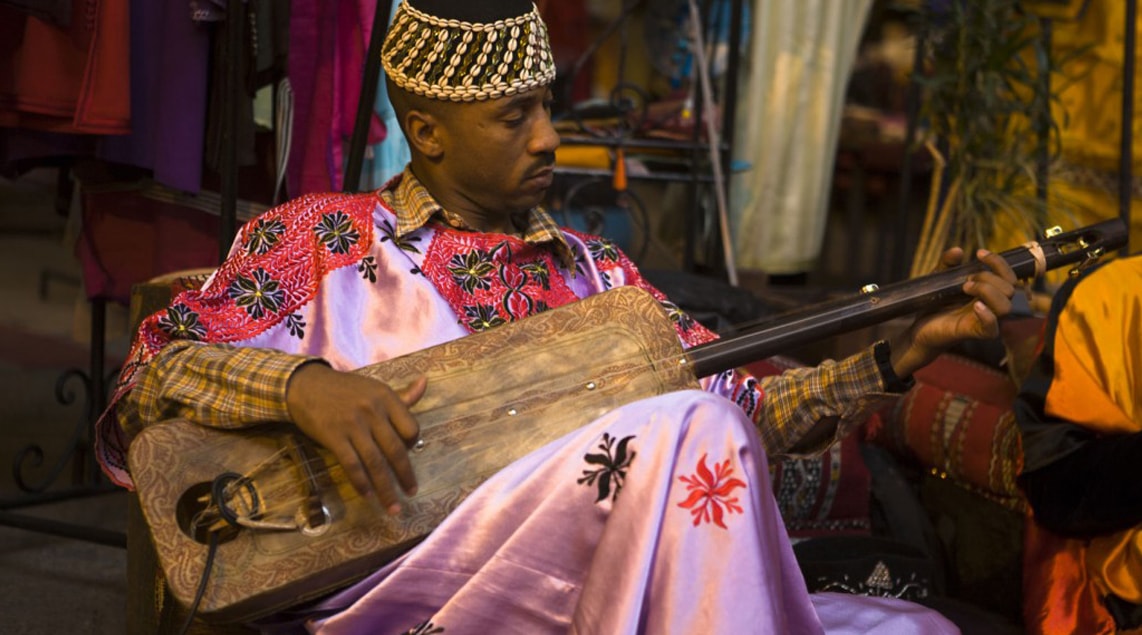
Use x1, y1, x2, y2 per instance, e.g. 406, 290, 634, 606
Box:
730, 0, 872, 273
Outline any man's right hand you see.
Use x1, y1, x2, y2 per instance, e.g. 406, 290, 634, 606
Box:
285, 362, 427, 515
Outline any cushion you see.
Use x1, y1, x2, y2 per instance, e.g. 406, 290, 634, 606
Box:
867, 353, 1025, 509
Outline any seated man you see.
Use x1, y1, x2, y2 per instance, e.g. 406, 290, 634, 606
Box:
96, 1, 1016, 632
1016, 254, 1142, 635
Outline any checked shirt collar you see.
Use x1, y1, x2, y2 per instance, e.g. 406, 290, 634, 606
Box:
384, 166, 576, 269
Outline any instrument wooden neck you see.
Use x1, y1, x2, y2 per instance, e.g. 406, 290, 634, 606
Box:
687, 218, 1128, 378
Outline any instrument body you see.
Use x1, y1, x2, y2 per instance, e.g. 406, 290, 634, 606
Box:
129, 218, 1129, 622
130, 286, 695, 622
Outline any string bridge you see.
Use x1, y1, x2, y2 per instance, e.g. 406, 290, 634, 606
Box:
177, 434, 340, 544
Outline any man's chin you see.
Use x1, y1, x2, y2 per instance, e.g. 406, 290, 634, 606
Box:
513, 189, 549, 212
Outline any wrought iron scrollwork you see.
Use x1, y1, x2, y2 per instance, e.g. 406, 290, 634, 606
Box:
11, 363, 118, 494
12, 368, 91, 493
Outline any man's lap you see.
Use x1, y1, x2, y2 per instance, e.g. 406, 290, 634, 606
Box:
260, 390, 954, 634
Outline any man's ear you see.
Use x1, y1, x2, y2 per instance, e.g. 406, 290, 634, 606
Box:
404, 109, 445, 160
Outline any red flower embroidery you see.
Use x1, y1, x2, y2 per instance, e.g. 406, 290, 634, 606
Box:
677, 454, 747, 529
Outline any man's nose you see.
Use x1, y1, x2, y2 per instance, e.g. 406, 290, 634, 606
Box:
530, 113, 560, 155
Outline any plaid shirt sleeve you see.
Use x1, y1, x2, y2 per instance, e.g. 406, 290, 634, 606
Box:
116, 340, 324, 435
755, 345, 900, 457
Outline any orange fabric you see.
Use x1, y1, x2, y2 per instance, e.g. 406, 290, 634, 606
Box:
1023, 257, 1142, 634
1023, 519, 1117, 635
0, 0, 130, 134
1044, 259, 1142, 434
1090, 532, 1142, 605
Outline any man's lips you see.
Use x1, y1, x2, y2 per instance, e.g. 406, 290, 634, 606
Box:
527, 166, 555, 186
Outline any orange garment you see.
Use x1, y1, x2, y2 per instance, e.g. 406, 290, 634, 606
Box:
0, 0, 130, 134
1022, 256, 1142, 635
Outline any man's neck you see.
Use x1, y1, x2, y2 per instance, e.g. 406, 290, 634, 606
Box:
408, 163, 520, 235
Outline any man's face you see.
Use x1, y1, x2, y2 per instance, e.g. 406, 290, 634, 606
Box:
434, 86, 559, 221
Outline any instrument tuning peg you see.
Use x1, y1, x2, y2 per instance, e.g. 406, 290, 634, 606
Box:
860, 284, 879, 294
1069, 247, 1105, 277
1044, 226, 1063, 238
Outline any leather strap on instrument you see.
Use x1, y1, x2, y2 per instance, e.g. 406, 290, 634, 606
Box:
1021, 240, 1048, 278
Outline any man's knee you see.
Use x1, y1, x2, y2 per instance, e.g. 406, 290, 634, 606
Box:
636, 390, 757, 442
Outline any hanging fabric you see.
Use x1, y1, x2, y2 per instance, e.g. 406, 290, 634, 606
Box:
0, 0, 131, 135
287, 0, 388, 196
730, 0, 872, 274
98, 0, 211, 193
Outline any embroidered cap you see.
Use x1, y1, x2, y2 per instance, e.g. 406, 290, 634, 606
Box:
381, 0, 556, 102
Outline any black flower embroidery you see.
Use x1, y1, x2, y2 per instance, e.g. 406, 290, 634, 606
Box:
379, 218, 423, 253
358, 255, 377, 283
578, 433, 637, 503
490, 240, 514, 261
228, 267, 285, 319
157, 304, 206, 341
463, 304, 506, 332
314, 211, 360, 254
573, 252, 588, 276
448, 249, 495, 294
587, 238, 620, 263
661, 300, 695, 332
735, 375, 761, 415
285, 312, 306, 339
244, 217, 286, 255
520, 261, 551, 289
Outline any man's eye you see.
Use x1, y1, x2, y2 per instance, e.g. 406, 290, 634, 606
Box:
504, 117, 525, 128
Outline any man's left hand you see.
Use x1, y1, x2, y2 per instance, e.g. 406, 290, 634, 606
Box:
889, 247, 1018, 379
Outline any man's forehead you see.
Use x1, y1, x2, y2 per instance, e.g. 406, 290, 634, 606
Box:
492, 87, 552, 111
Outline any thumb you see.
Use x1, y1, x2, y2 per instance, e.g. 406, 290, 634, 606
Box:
938, 247, 965, 270
397, 375, 428, 407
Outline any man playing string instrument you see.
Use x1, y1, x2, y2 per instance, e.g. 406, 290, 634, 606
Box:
97, 1, 1017, 632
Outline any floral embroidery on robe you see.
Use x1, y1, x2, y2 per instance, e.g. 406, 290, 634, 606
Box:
677, 454, 748, 528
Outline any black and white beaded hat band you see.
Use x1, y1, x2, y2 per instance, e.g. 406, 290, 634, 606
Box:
381, 0, 556, 102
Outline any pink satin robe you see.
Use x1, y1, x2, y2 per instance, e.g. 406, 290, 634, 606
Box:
102, 186, 958, 634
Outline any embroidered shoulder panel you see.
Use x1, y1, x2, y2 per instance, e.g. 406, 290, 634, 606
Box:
123, 193, 376, 379
561, 227, 718, 349
182, 193, 372, 339
420, 229, 581, 333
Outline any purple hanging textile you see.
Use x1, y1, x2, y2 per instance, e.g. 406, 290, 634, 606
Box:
99, 0, 210, 193
287, 0, 385, 197
285, 0, 326, 195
